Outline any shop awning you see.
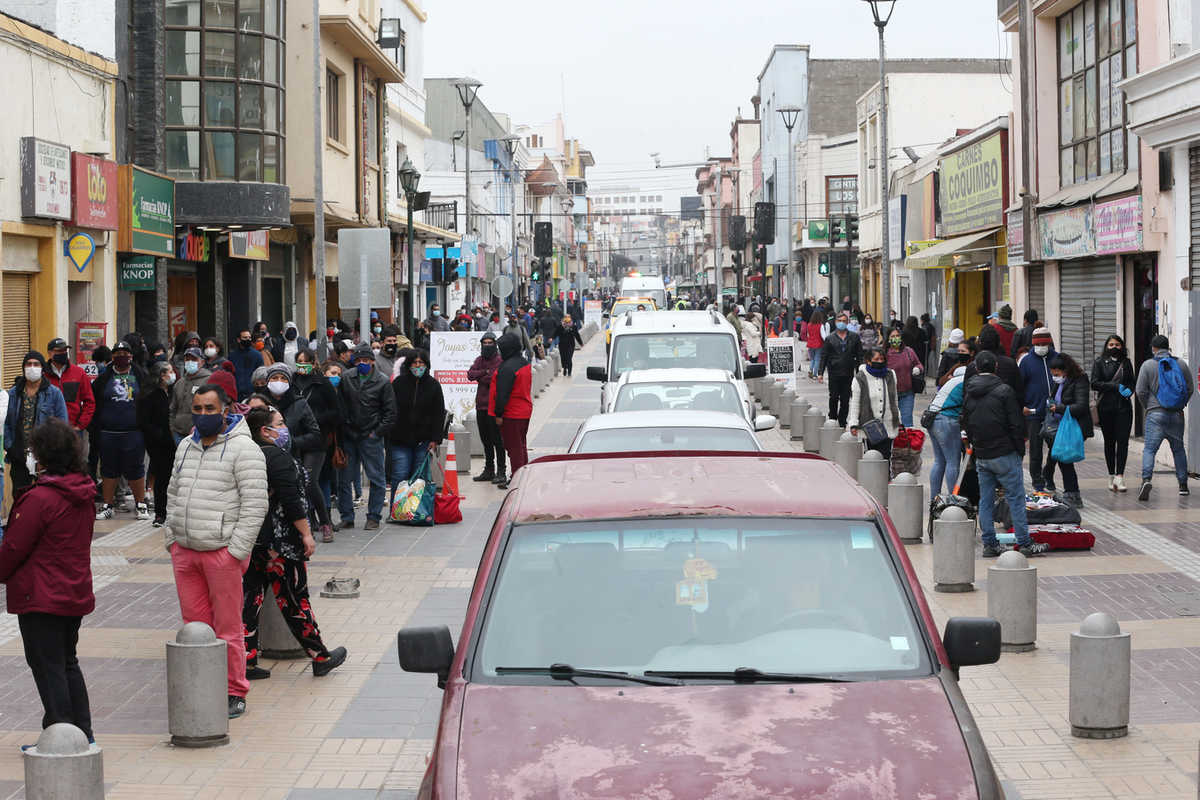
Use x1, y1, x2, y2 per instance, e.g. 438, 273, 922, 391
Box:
1037, 170, 1139, 209
906, 228, 1002, 269
386, 214, 460, 244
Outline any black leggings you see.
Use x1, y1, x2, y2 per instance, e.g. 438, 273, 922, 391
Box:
1099, 403, 1133, 475
477, 412, 506, 474
148, 448, 174, 520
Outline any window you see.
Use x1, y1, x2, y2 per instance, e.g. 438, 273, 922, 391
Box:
1057, 0, 1137, 185
827, 176, 858, 217
164, 0, 285, 182
326, 67, 342, 143
364, 85, 378, 164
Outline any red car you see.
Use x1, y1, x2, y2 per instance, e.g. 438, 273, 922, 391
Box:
399, 452, 1004, 799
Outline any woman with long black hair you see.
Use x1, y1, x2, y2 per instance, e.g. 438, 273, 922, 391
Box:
1090, 334, 1136, 492
1043, 352, 1093, 507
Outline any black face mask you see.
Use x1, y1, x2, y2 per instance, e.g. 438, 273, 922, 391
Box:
957, 352, 971, 364
383, 344, 398, 356
1107, 347, 1123, 358
239, 339, 251, 349
482, 344, 498, 358
51, 353, 69, 366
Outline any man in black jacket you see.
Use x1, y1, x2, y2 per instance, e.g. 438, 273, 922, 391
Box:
335, 345, 396, 530
1009, 308, 1039, 358
961, 351, 1049, 558
818, 310, 863, 427
964, 325, 1024, 397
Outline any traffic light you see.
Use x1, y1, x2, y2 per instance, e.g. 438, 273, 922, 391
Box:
818, 252, 830, 276
829, 216, 843, 245
444, 258, 460, 283
534, 222, 553, 257
530, 259, 540, 282
846, 214, 859, 246
729, 215, 747, 250
430, 258, 444, 283
753, 202, 775, 245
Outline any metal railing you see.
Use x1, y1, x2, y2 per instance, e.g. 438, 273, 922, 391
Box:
424, 201, 457, 232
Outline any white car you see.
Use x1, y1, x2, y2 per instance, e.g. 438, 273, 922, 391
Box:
567, 410, 770, 454
605, 367, 770, 428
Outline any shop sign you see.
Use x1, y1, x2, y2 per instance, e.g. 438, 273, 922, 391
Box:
20, 137, 72, 220
229, 230, 269, 260
1006, 209, 1025, 264
1095, 195, 1142, 255
420, 259, 432, 282
938, 132, 1004, 236
888, 196, 906, 262
70, 153, 118, 230
119, 255, 157, 291
430, 332, 486, 424
64, 233, 96, 273
176, 229, 211, 261
118, 165, 175, 256
906, 239, 941, 257
75, 321, 108, 378
808, 220, 828, 240
1038, 205, 1094, 260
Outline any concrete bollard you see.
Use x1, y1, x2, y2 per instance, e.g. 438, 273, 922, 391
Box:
761, 378, 777, 412
858, 449, 890, 505
932, 506, 976, 592
449, 421, 470, 473
1070, 613, 1131, 739
749, 377, 764, 401
887, 472, 924, 544
550, 349, 562, 375
802, 408, 824, 453
988, 551, 1037, 652
464, 410, 484, 458
833, 432, 862, 479
260, 584, 306, 659
167, 622, 230, 748
24, 723, 103, 799
788, 396, 810, 441
819, 419, 842, 459
532, 362, 546, 396
777, 389, 796, 428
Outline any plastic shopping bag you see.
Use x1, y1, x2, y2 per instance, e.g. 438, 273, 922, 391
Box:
390, 454, 436, 526
1050, 408, 1085, 464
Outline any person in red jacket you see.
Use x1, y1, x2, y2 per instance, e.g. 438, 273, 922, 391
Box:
488, 332, 532, 489
0, 417, 96, 743
44, 338, 95, 435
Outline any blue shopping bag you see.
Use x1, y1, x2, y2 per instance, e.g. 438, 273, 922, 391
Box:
1050, 408, 1085, 465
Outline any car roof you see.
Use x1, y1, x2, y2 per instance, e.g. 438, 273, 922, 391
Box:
576, 409, 752, 432
616, 368, 735, 385
511, 452, 878, 522
610, 309, 737, 336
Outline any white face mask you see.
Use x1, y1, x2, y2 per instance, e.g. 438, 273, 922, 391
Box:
204, 347, 218, 359
24, 365, 42, 383
1033, 345, 1049, 357
267, 380, 289, 396
165, 372, 177, 386
1052, 375, 1066, 384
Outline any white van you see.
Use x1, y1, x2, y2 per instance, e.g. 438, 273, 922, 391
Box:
619, 274, 666, 308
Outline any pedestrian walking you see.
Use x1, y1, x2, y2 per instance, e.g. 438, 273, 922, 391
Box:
935, 329, 967, 386
848, 347, 902, 459
961, 351, 1049, 558
468, 334, 505, 484
241, 407, 347, 682
1009, 308, 1040, 359
1041, 353, 1092, 507
0, 418, 96, 744
336, 345, 396, 530
928, 365, 967, 496
43, 338, 95, 441
538, 309, 560, 352
169, 347, 213, 442
919, 314, 937, 372
490, 332, 533, 489
92, 342, 151, 521
294, 350, 340, 542
1091, 335, 1136, 493
228, 329, 264, 401
859, 315, 880, 349
989, 305, 1018, 355
806, 309, 827, 379
884, 330, 923, 428
1018, 327, 1057, 491
166, 383, 268, 719
5, 352, 69, 494
138, 361, 176, 527
1135, 334, 1194, 500
557, 316, 584, 376
386, 349, 445, 507
818, 311, 863, 427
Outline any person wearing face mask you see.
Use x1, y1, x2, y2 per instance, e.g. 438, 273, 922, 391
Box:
1090, 336, 1135, 493
139, 361, 178, 527
319, 360, 355, 527
468, 334, 505, 484
1018, 328, 1058, 492
201, 338, 224, 371
4, 352, 68, 494
337, 346, 396, 531
92, 342, 151, 521
426, 304, 450, 333
486, 311, 506, 334
489, 333, 533, 489
386, 349, 445, 506
1042, 353, 1093, 507
374, 324, 411, 379
276, 322, 302, 366
227, 329, 264, 401
167, 348, 213, 443
43, 339, 95, 438
848, 347, 902, 458
166, 384, 268, 720
557, 316, 585, 377
884, 331, 923, 428
263, 364, 322, 458
858, 316, 879, 349
1135, 335, 1194, 501
818, 312, 864, 428
170, 331, 202, 377
502, 311, 534, 361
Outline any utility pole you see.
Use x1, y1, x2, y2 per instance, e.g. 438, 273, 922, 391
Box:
310, 0, 327, 360
866, 0, 896, 322
778, 106, 802, 336
714, 165, 723, 303
454, 78, 483, 242
1018, 0, 1035, 293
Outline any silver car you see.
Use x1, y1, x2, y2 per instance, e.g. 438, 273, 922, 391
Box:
568, 410, 769, 454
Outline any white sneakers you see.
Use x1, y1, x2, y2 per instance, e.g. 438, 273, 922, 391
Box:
1109, 475, 1128, 493
135, 503, 152, 521
95, 504, 114, 520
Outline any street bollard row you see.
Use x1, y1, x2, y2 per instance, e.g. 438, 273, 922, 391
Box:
887, 472, 923, 544
802, 407, 823, 453
24, 723, 102, 800
857, 450, 889, 506
833, 432, 860, 480
1070, 613, 1130, 739
932, 505, 975, 592
464, 410, 484, 458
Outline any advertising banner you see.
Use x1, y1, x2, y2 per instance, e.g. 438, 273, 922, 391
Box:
229, 230, 269, 260
430, 332, 486, 425
119, 255, 156, 291
118, 165, 174, 256
1038, 205, 1094, 260
20, 137, 72, 220
767, 336, 798, 390
1006, 209, 1025, 265
70, 153, 118, 230
75, 321, 108, 378
584, 299, 603, 328
1095, 195, 1142, 255
938, 132, 1004, 236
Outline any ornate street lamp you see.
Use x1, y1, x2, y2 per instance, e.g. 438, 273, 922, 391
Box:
453, 78, 483, 238
399, 157, 421, 337
863, 0, 897, 321
777, 105, 803, 337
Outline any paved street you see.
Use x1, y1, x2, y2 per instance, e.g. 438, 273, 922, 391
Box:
0, 335, 1196, 799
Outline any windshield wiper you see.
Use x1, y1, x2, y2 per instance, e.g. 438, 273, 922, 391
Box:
496, 663, 683, 686
643, 667, 854, 684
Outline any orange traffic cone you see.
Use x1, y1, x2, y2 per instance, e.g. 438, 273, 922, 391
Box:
442, 432, 461, 498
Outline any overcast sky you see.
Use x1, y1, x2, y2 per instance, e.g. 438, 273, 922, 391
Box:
425, 0, 1009, 194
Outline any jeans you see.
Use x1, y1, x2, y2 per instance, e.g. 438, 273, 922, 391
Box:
808, 347, 821, 376
975, 452, 1030, 547
929, 414, 963, 496
1025, 417, 1046, 489
337, 433, 387, 523
897, 391, 915, 428
1143, 409, 1188, 484
171, 544, 250, 697
1099, 402, 1132, 475
18, 613, 92, 741
388, 442, 429, 507
827, 375, 852, 427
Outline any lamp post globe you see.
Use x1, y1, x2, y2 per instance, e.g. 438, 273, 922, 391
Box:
399, 157, 420, 196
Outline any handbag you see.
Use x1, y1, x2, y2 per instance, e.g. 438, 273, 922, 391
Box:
1050, 408, 1085, 464
860, 418, 889, 447
920, 407, 938, 430
434, 488, 463, 524
1039, 415, 1059, 446
331, 434, 348, 470
390, 452, 436, 526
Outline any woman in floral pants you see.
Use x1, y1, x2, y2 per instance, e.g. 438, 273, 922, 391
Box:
241, 406, 347, 679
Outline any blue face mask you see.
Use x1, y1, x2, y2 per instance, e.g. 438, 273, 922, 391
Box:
836, 321, 847, 331
411, 365, 427, 378
273, 425, 291, 450
356, 362, 372, 376
328, 375, 341, 387
192, 412, 224, 438
867, 362, 889, 378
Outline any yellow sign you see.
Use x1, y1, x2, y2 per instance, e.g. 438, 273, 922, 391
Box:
229, 230, 269, 260
938, 132, 1004, 236
65, 232, 95, 274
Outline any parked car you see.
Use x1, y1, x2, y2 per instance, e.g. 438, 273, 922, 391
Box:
397, 452, 1004, 799
604, 367, 770, 429
568, 410, 768, 453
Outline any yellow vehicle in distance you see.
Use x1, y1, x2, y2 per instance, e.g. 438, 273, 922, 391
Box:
604, 297, 658, 347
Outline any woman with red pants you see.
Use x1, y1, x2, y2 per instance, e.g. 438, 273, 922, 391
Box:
489, 332, 533, 489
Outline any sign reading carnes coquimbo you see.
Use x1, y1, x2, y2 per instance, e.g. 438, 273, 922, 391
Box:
938, 132, 1005, 237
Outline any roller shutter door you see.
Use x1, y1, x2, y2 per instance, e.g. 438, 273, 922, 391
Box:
1027, 262, 1045, 323
2, 274, 31, 387
1190, 146, 1200, 284
1059, 258, 1117, 367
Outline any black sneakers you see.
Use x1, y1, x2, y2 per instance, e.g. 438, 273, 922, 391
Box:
313, 646, 348, 677
473, 469, 495, 482
246, 665, 271, 681
1019, 542, 1050, 556
228, 695, 246, 718
1181, 483, 1190, 496
1139, 481, 1153, 501
981, 545, 1005, 558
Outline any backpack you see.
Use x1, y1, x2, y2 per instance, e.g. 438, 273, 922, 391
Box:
1156, 356, 1189, 411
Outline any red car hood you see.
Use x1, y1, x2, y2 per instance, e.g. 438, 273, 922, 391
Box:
454, 677, 977, 799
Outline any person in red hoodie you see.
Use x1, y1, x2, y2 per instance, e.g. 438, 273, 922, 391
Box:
44, 338, 95, 436
0, 417, 96, 744
488, 332, 532, 489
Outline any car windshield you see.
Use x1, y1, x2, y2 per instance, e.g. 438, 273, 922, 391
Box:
473, 518, 929, 681
574, 426, 758, 453
610, 333, 739, 379
613, 382, 742, 415
610, 301, 650, 319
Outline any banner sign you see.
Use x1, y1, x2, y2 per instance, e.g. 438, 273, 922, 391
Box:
118, 165, 174, 256
888, 196, 906, 262
766, 336, 798, 390
938, 132, 1004, 236
1095, 195, 1142, 255
119, 255, 156, 291
20, 137, 72, 220
75, 321, 108, 378
1006, 209, 1025, 265
584, 299, 603, 328
229, 230, 269, 260
70, 153, 118, 230
1038, 205, 1094, 261
429, 332, 487, 425
176, 229, 211, 261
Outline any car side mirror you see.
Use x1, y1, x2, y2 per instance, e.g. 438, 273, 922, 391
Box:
754, 414, 777, 432
743, 363, 767, 379
586, 366, 607, 382
942, 617, 1000, 670
397, 625, 455, 689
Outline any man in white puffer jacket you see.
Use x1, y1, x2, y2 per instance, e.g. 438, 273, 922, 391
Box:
166, 383, 268, 720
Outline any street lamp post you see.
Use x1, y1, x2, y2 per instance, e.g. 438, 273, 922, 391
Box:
453, 78, 483, 239
399, 157, 421, 339
778, 105, 802, 338
864, 0, 897, 322
561, 196, 574, 302
501, 135, 520, 315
